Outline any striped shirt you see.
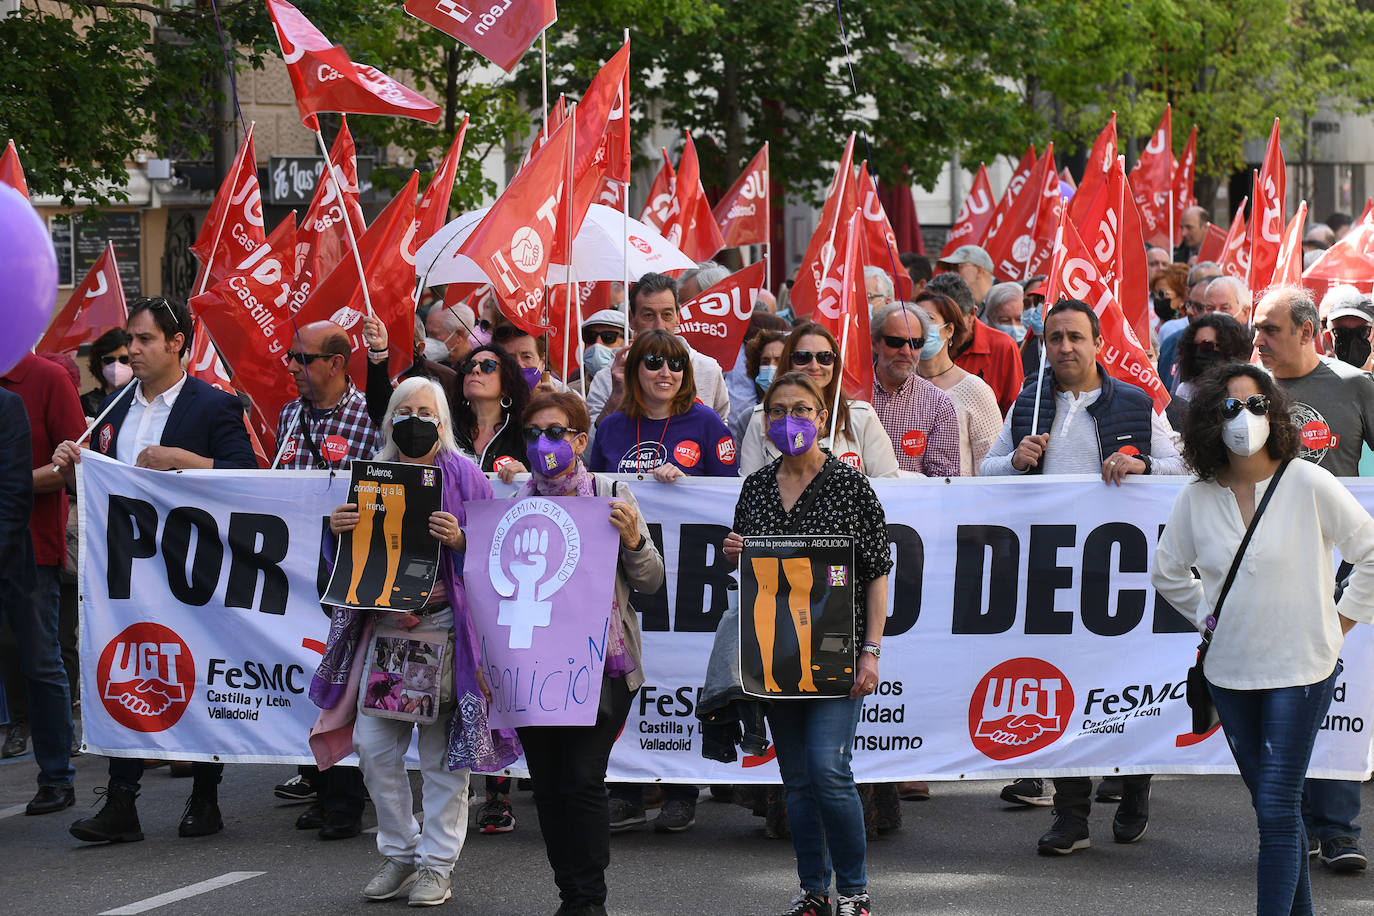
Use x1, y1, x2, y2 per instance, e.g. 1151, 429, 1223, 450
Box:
870, 372, 962, 477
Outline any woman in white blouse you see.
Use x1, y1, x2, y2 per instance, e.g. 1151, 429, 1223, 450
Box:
913, 292, 1003, 476
738, 321, 899, 477
1152, 362, 1374, 916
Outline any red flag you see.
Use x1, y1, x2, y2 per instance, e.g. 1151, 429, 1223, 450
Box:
790, 134, 858, 320
857, 162, 911, 300
1043, 217, 1169, 413
414, 118, 467, 251
640, 149, 676, 230
1304, 221, 1374, 285
294, 120, 367, 308
1118, 174, 1151, 345
1067, 115, 1117, 228
1076, 156, 1152, 343
36, 242, 127, 355
983, 145, 1035, 247
1196, 223, 1228, 264
1059, 167, 1076, 191
1218, 198, 1251, 281
570, 40, 631, 223
677, 261, 766, 366
0, 140, 27, 199
1130, 106, 1173, 248
297, 173, 422, 386
811, 210, 873, 400
542, 279, 607, 378
1360, 199, 1373, 226
404, 0, 556, 72
186, 318, 270, 467
940, 164, 995, 257
713, 144, 770, 248
594, 174, 626, 210
1270, 201, 1308, 291
1171, 125, 1198, 239
518, 96, 566, 175
1249, 120, 1287, 291
267, 0, 440, 129
457, 117, 574, 335
984, 144, 1060, 281
651, 132, 725, 263
191, 123, 265, 295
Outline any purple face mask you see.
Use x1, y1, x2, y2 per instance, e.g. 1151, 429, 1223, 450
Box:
522, 366, 542, 391
767, 415, 819, 457
527, 434, 576, 477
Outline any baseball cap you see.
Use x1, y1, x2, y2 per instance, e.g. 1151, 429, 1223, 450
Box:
1323, 285, 1374, 324
581, 308, 627, 330
936, 244, 994, 273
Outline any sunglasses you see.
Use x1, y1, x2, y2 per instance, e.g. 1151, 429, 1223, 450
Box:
459, 358, 501, 376
1220, 395, 1270, 419
790, 349, 836, 367
641, 353, 686, 372
882, 335, 925, 351
582, 328, 623, 346
286, 350, 331, 365
101, 354, 131, 366
1195, 340, 1219, 353
522, 425, 580, 443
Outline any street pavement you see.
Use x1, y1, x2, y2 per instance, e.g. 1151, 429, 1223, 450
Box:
2, 741, 1373, 915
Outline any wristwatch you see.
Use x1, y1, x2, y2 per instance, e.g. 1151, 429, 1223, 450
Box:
1138, 453, 1153, 475
860, 642, 881, 659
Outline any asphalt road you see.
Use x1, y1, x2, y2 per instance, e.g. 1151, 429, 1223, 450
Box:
1, 742, 1372, 916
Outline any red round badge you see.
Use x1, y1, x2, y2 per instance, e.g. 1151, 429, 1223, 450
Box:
493, 455, 516, 473
97, 622, 195, 733
99, 424, 113, 454
715, 437, 737, 465
321, 435, 349, 462
1117, 445, 1140, 457
839, 451, 862, 470
968, 657, 1074, 761
279, 438, 299, 464
1301, 421, 1336, 450
628, 235, 653, 254
901, 430, 927, 457
674, 440, 702, 468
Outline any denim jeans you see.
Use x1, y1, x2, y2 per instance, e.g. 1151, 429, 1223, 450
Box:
1, 565, 73, 787
767, 695, 866, 897
1209, 664, 1340, 916
1302, 778, 1361, 843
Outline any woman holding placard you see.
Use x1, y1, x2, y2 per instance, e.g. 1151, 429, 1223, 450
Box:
723, 371, 892, 916
511, 389, 665, 916
310, 376, 518, 908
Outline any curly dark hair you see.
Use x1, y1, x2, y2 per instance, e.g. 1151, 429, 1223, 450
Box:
452, 344, 528, 436
1180, 362, 1300, 481
87, 327, 132, 384
1176, 313, 1253, 383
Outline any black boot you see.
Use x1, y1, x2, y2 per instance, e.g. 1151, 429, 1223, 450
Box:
1037, 810, 1090, 855
70, 785, 144, 843
1112, 784, 1150, 843
179, 791, 224, 838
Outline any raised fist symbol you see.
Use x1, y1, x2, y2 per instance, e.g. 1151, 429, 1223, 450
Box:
497, 526, 554, 648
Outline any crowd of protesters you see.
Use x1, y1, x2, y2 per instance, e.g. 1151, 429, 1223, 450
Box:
6, 220, 1374, 916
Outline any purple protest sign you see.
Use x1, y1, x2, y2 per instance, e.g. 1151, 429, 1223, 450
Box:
463, 497, 620, 728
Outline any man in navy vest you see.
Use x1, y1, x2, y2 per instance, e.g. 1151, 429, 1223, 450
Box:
980, 299, 1186, 856
52, 297, 254, 843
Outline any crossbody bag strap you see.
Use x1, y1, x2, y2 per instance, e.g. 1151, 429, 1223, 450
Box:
1201, 459, 1291, 648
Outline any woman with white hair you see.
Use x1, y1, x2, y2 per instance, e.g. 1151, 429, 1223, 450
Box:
308, 377, 519, 907
982, 282, 1027, 344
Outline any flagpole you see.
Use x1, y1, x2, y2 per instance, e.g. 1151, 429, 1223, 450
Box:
314, 125, 374, 318
1031, 218, 1066, 438
270, 405, 304, 469
1021, 170, 1044, 283
763, 141, 772, 299
575, 286, 588, 400
830, 322, 847, 443
197, 121, 253, 297
560, 103, 576, 387
56, 380, 138, 468
540, 31, 549, 142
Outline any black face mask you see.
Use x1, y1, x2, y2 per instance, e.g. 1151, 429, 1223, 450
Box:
1151, 292, 1175, 322
1334, 328, 1373, 368
1192, 349, 1221, 375
392, 416, 440, 459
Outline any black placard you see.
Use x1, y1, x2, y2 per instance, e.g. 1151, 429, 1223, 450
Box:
51, 213, 141, 298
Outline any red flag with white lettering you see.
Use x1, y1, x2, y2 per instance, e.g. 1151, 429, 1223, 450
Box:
1043, 217, 1169, 413
649, 132, 725, 263
1171, 125, 1198, 240
186, 317, 270, 467
1218, 198, 1251, 281
268, 0, 440, 129
982, 145, 1035, 248
404, 0, 556, 72
414, 118, 467, 251
293, 119, 367, 310
191, 123, 265, 295
790, 134, 857, 320
810, 210, 873, 400
857, 161, 912, 300
940, 163, 995, 257
1066, 115, 1117, 228
1130, 106, 1172, 248
0, 140, 28, 199
37, 242, 128, 356
640, 149, 676, 230
1270, 201, 1308, 291
1118, 173, 1152, 345
676, 261, 765, 367
713, 144, 770, 248
1075, 156, 1150, 344
1249, 120, 1287, 292
570, 40, 631, 223
984, 144, 1059, 281
457, 117, 574, 335
1304, 221, 1374, 286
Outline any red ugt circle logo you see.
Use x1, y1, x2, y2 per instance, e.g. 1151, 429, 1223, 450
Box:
98, 623, 195, 733
968, 657, 1074, 760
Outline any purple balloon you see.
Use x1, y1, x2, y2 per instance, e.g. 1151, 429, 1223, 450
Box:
0, 183, 58, 376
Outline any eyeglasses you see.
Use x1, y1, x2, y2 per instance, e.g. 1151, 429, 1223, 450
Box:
101, 354, 131, 366
866, 292, 887, 303
640, 353, 686, 372
766, 405, 818, 421
394, 407, 438, 420
790, 349, 836, 367
522, 425, 580, 442
1220, 395, 1270, 419
459, 358, 501, 376
286, 351, 332, 365
882, 335, 925, 351
1185, 299, 1211, 314
582, 328, 623, 346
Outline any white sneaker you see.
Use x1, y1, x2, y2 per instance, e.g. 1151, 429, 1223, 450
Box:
362, 857, 417, 900
407, 867, 452, 907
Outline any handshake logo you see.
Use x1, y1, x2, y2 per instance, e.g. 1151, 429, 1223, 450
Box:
97, 623, 195, 733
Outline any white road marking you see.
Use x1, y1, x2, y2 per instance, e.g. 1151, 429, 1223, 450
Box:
98, 871, 266, 915
0, 803, 28, 819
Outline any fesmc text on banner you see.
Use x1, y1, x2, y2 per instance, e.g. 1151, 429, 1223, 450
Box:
463, 497, 620, 728
77, 460, 1374, 782
740, 535, 855, 698
322, 460, 442, 612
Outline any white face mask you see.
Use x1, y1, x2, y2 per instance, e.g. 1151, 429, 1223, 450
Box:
1222, 410, 1270, 457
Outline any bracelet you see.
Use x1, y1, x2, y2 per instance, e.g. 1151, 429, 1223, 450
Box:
862, 641, 880, 648
368, 346, 388, 353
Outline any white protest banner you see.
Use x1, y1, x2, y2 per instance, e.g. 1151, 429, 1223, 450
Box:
78, 457, 1374, 781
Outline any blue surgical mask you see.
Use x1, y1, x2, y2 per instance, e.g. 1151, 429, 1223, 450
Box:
996, 322, 1028, 344
582, 343, 615, 379
919, 326, 945, 360
1022, 307, 1044, 337
755, 365, 777, 391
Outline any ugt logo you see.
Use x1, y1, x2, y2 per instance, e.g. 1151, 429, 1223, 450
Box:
98, 623, 195, 733
968, 657, 1073, 760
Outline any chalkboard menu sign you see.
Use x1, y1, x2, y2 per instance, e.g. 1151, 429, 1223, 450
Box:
266, 155, 376, 207
50, 212, 142, 299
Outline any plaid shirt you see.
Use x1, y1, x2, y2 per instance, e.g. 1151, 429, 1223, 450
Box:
274, 381, 381, 470
870, 373, 963, 476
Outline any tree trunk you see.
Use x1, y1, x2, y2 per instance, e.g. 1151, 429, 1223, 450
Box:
445, 47, 459, 139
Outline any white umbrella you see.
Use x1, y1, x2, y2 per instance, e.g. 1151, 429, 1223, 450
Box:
414, 203, 696, 289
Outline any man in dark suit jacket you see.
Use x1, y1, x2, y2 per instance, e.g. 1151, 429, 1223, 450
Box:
53, 297, 254, 844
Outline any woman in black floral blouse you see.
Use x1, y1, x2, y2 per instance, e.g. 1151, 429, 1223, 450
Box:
722, 371, 892, 916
